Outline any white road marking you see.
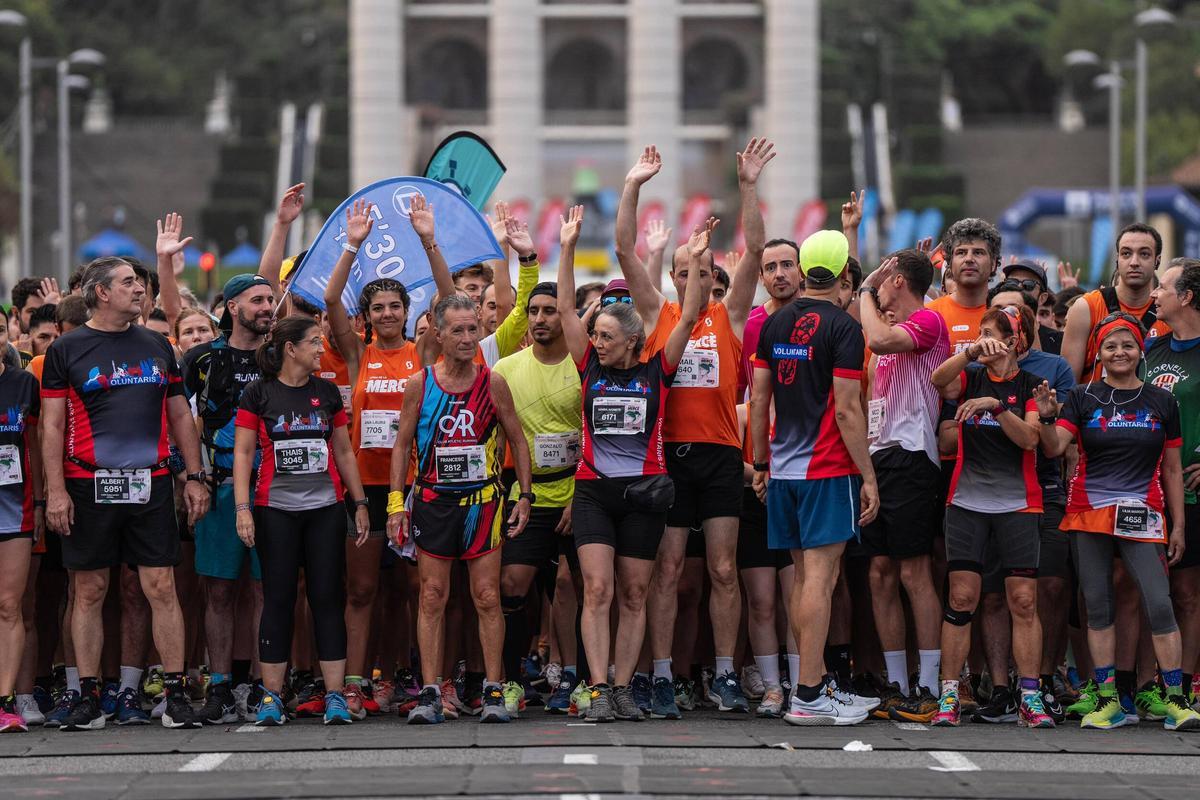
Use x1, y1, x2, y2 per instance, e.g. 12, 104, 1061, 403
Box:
892, 721, 927, 731
178, 752, 232, 772
566, 722, 596, 727
929, 750, 981, 772
235, 724, 264, 733
562, 753, 599, 764
560, 795, 601, 800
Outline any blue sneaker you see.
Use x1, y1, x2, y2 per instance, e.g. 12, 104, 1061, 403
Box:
33, 686, 53, 714
650, 676, 682, 720
115, 688, 149, 725
707, 670, 750, 712
324, 690, 352, 725
631, 674, 653, 713
43, 690, 79, 728
255, 690, 287, 726
1119, 693, 1141, 724
545, 671, 575, 714
99, 682, 120, 720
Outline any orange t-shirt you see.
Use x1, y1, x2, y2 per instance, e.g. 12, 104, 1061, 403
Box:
643, 299, 742, 448
27, 354, 44, 384
925, 295, 986, 354
316, 340, 352, 416
351, 341, 421, 486
1080, 290, 1171, 381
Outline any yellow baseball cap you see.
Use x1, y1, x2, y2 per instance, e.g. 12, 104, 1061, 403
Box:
798, 230, 849, 286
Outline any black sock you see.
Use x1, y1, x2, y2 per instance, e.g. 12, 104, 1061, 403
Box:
1116, 669, 1136, 699
824, 644, 852, 688
35, 675, 50, 691
502, 602, 530, 684
80, 676, 100, 700
1040, 674, 1054, 691
163, 672, 186, 699
231, 659, 251, 687
796, 682, 822, 702
1184, 673, 1193, 693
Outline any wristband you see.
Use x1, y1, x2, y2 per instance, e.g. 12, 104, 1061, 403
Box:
518, 252, 538, 265
753, 462, 769, 472
1039, 415, 1058, 426
342, 242, 359, 255
386, 490, 406, 515
235, 502, 252, 513
423, 240, 438, 251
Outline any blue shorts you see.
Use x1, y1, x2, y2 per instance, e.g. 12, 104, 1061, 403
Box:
766, 475, 861, 551
194, 484, 262, 580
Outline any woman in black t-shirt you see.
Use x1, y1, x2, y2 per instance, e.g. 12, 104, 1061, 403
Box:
233, 317, 370, 726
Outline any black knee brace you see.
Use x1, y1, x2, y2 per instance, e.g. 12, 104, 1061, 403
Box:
943, 607, 974, 626
501, 595, 526, 615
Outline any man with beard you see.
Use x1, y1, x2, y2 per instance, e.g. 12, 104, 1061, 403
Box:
927, 218, 1000, 353
181, 272, 275, 724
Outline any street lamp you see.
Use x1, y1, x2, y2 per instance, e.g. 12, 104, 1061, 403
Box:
1134, 6, 1177, 223
57, 49, 106, 283
0, 10, 30, 279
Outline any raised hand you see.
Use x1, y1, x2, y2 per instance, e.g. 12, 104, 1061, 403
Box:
966, 336, 1008, 361
408, 193, 435, 244
488, 200, 511, 248
345, 199, 375, 247
1033, 380, 1057, 417
841, 189, 865, 230
688, 217, 719, 261
864, 255, 898, 291
916, 237, 934, 254
504, 216, 536, 259
560, 204, 584, 250
645, 218, 671, 254
1058, 261, 1079, 289
736, 137, 776, 185
723, 250, 741, 271
156, 213, 194, 260
38, 277, 62, 305
626, 145, 662, 186
276, 183, 305, 225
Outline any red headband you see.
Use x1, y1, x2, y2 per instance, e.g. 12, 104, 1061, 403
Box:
1096, 318, 1145, 351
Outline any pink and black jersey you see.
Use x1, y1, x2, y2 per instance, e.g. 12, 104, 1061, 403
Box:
41, 325, 183, 479
235, 377, 347, 511
947, 368, 1041, 513
870, 308, 950, 464
0, 367, 39, 534
1058, 381, 1181, 516
753, 298, 864, 480
577, 344, 675, 480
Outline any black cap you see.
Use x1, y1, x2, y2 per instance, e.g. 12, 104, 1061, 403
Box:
1001, 260, 1048, 291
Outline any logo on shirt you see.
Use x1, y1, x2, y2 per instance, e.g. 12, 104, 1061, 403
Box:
773, 344, 811, 360
1149, 365, 1189, 393
590, 378, 651, 396
0, 407, 24, 433
81, 359, 166, 392
790, 313, 821, 345
1085, 408, 1161, 431
366, 378, 408, 393
691, 333, 718, 349
438, 405, 476, 437
272, 411, 327, 434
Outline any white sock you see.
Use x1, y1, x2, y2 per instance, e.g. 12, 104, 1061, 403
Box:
787, 654, 800, 688
714, 656, 734, 676
119, 666, 143, 694
918, 650, 941, 695
755, 654, 781, 689
884, 650, 910, 696
652, 659, 673, 681
941, 678, 959, 698
65, 667, 80, 694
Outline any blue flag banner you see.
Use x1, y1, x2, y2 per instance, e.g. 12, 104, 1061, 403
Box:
423, 131, 507, 211
288, 177, 503, 330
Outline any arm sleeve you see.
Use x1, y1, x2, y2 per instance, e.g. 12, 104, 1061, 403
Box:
493, 263, 541, 359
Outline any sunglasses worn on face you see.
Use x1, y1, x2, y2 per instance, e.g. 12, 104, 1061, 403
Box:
602, 295, 633, 306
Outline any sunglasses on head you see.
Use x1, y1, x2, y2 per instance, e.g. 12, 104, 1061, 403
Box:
1094, 310, 1146, 338
601, 295, 633, 306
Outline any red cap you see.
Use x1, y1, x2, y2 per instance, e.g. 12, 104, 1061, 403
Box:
603, 278, 629, 295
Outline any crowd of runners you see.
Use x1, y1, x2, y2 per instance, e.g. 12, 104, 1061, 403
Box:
3, 137, 1200, 734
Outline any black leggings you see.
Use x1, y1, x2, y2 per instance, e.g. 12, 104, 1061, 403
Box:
255, 503, 348, 664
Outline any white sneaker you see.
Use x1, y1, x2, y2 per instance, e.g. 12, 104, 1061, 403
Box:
16, 694, 44, 725
784, 690, 868, 726
828, 676, 881, 712
741, 664, 766, 701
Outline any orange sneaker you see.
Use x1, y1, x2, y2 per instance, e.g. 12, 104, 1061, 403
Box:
440, 680, 461, 720
294, 690, 325, 718
343, 684, 368, 721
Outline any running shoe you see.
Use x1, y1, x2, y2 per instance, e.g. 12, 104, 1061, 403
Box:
829, 675, 882, 713
1164, 693, 1200, 731
930, 688, 961, 727
674, 676, 697, 712
707, 670, 750, 712
115, 688, 149, 725
699, 666, 715, 707
150, 698, 166, 719
323, 690, 352, 725
784, 689, 868, 726
1118, 693, 1141, 724
32, 686, 53, 715
372, 679, 395, 712
958, 678, 979, 716
294, 689, 326, 718
741, 664, 766, 701
232, 683, 254, 721
358, 682, 382, 715
255, 690, 287, 726
974, 686, 1018, 724
99, 682, 119, 720
396, 668, 421, 700
852, 673, 883, 699
888, 687, 939, 723
16, 695, 44, 726
502, 681, 525, 716
479, 685, 511, 723
757, 686, 785, 718
61, 692, 105, 731
612, 685, 644, 721
1018, 691, 1056, 728
199, 682, 238, 725
870, 682, 907, 720
1192, 674, 1200, 707
1067, 680, 1098, 719
0, 707, 27, 733
142, 668, 165, 702
407, 687, 445, 725
650, 676, 681, 720
1040, 684, 1066, 724
1135, 683, 1169, 722
631, 674, 652, 713
343, 683, 368, 721
188, 670, 208, 702
546, 671, 575, 714
461, 673, 484, 716
162, 693, 201, 729
544, 662, 563, 692
585, 685, 615, 723
439, 680, 460, 720
44, 689, 79, 728
1082, 693, 1134, 729
569, 681, 592, 717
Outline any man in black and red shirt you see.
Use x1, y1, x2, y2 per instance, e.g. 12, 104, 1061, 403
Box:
41, 257, 210, 731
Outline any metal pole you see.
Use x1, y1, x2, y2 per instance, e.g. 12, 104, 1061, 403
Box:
57, 59, 70, 284
1108, 61, 1121, 255
1135, 38, 1147, 222
18, 38, 31, 279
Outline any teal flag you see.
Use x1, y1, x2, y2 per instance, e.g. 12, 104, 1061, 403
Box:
423, 131, 507, 210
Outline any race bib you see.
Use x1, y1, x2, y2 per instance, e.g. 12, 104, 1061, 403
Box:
534, 431, 580, 468
435, 444, 488, 482
94, 469, 151, 505
674, 348, 719, 388
0, 444, 21, 486
868, 398, 886, 440
592, 397, 648, 435
338, 385, 352, 413
1113, 500, 1164, 541
274, 438, 329, 474
359, 409, 400, 449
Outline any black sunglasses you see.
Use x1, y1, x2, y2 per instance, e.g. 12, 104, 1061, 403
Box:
998, 278, 1043, 294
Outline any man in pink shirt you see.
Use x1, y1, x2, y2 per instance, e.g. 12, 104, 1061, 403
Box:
738, 238, 803, 401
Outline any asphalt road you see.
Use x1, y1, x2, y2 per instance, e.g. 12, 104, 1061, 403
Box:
3, 709, 1200, 799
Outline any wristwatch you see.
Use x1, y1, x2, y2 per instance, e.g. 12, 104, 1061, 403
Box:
518, 252, 538, 265
1039, 415, 1058, 426
186, 471, 207, 484
518, 491, 536, 504
353, 497, 370, 508
862, 286, 879, 302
